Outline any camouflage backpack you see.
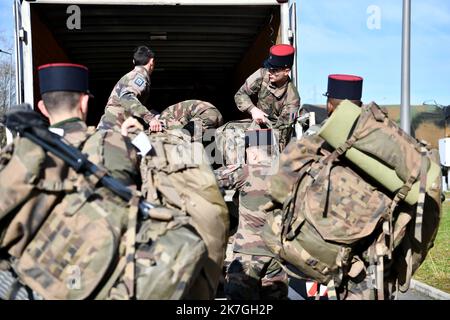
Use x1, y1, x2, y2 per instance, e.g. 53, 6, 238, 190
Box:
263, 102, 442, 300
0, 128, 139, 299
0, 128, 211, 300
137, 130, 229, 299
215, 119, 280, 166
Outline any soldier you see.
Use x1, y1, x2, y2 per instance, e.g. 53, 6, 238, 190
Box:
235, 44, 300, 151
319, 74, 376, 300
305, 74, 363, 135
223, 133, 288, 300
97, 46, 162, 132
159, 99, 223, 133
275, 74, 367, 300
0, 63, 139, 299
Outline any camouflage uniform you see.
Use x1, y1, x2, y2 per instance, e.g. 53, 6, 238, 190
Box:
0, 117, 139, 299
160, 99, 224, 132
97, 66, 157, 131
235, 68, 300, 151
222, 147, 288, 300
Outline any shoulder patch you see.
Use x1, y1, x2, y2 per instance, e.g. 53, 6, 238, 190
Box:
134, 77, 145, 88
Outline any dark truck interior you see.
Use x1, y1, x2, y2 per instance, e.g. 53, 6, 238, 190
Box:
30, 4, 281, 126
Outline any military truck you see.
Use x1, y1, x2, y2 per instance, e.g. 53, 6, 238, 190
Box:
13, 0, 300, 125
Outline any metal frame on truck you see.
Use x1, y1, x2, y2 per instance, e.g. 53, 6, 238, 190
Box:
13, 0, 298, 107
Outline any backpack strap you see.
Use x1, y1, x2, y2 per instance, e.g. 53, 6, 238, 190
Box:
122, 196, 139, 299
32, 127, 100, 193
377, 146, 423, 259
400, 245, 414, 293
34, 179, 75, 192
414, 146, 429, 243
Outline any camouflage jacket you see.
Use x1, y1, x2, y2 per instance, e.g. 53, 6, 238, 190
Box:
235, 68, 300, 148
98, 66, 157, 130
0, 118, 139, 258
160, 99, 224, 131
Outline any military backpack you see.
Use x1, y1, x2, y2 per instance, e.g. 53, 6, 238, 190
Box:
263, 102, 442, 299
138, 130, 229, 299
0, 127, 215, 300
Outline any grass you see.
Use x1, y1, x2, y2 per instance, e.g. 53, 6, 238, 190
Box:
413, 197, 450, 293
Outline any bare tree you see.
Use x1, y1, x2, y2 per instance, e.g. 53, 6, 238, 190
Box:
0, 35, 15, 148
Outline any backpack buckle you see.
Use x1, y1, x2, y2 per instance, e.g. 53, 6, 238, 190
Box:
396, 187, 410, 201
336, 144, 347, 156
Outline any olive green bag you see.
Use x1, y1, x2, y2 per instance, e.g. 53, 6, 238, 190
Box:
263, 137, 392, 287
139, 130, 229, 299
8, 130, 138, 300
1, 130, 206, 300
263, 101, 442, 299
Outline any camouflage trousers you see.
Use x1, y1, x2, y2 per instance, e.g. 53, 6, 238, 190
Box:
224, 163, 288, 300
337, 272, 395, 300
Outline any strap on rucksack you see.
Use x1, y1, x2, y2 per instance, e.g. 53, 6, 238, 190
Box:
123, 196, 139, 299
282, 159, 315, 240
415, 146, 429, 243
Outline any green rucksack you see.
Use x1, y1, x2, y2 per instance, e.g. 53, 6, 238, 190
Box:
138, 130, 229, 299
263, 102, 442, 300
0, 128, 211, 300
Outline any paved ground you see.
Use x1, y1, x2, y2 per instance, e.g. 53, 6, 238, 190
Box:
397, 288, 432, 300
287, 278, 433, 300
224, 198, 437, 301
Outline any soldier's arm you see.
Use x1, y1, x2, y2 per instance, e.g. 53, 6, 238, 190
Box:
234, 68, 264, 114
118, 80, 157, 124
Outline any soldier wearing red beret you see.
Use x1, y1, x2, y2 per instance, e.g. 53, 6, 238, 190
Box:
225, 45, 301, 301
234, 44, 301, 151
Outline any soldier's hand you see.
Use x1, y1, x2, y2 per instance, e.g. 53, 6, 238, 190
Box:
149, 115, 163, 132
250, 107, 268, 125
121, 117, 144, 136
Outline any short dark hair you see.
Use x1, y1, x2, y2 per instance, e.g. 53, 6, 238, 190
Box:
42, 91, 82, 113
133, 46, 155, 66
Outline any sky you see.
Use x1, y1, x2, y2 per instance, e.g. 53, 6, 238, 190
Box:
0, 0, 14, 46
0, 0, 449, 106
297, 0, 450, 105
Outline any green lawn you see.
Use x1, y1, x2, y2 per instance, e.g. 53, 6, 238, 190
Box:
413, 199, 450, 293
